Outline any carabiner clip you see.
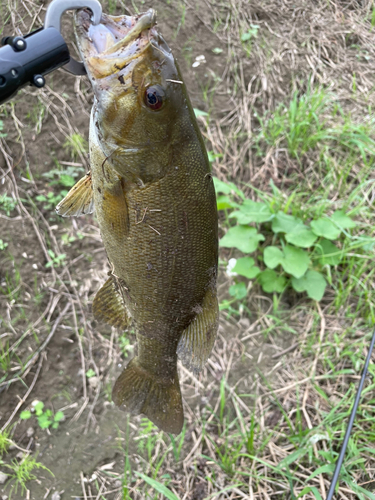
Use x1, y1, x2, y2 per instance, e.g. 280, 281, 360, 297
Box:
44, 0, 102, 75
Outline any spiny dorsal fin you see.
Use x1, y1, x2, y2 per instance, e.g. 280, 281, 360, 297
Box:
177, 287, 218, 375
56, 172, 94, 217
92, 275, 130, 329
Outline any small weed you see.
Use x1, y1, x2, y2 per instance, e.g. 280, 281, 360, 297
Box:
26, 100, 46, 134
0, 194, 17, 215
119, 334, 133, 358
63, 133, 88, 160
61, 231, 84, 246
0, 339, 11, 373
36, 191, 67, 211
45, 250, 66, 268
137, 419, 160, 464
240, 24, 259, 56
43, 164, 84, 189
4, 454, 53, 496
0, 239, 8, 251
85, 368, 96, 378
20, 401, 65, 430
0, 430, 11, 456
136, 472, 180, 500
169, 423, 187, 462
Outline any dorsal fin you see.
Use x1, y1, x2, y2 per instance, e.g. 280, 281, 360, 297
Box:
56, 172, 94, 217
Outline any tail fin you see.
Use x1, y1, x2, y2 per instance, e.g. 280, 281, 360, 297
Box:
112, 357, 184, 434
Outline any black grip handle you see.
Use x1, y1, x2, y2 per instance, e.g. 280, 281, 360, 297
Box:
0, 27, 70, 105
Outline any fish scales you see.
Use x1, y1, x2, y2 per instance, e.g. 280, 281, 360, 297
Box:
56, 7, 219, 434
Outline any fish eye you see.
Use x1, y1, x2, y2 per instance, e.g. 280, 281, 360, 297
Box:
144, 85, 165, 111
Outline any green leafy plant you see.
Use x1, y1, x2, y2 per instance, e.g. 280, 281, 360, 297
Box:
0, 430, 11, 456
3, 454, 53, 496
86, 368, 96, 378
119, 334, 133, 359
43, 164, 84, 189
0, 239, 8, 251
20, 401, 64, 430
61, 231, 84, 246
35, 191, 67, 211
241, 24, 259, 56
45, 250, 66, 269
0, 194, 17, 215
63, 133, 88, 160
215, 178, 371, 302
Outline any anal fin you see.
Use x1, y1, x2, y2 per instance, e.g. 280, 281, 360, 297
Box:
93, 275, 130, 329
177, 287, 218, 375
56, 172, 94, 217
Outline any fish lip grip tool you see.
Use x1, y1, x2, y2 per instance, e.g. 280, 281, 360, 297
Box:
0, 0, 102, 105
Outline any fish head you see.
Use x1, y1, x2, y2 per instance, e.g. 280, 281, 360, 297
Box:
75, 9, 189, 154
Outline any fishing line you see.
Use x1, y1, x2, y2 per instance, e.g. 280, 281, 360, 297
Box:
325, 325, 375, 500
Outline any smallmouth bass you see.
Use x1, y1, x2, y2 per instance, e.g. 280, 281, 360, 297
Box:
56, 8, 218, 434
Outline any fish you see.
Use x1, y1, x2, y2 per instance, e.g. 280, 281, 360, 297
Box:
56, 8, 218, 434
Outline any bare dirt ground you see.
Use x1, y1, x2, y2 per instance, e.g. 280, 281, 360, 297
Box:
1, 0, 375, 499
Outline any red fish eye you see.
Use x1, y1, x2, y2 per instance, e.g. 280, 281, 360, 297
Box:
144, 86, 165, 110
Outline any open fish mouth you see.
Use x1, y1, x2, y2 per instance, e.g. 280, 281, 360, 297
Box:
75, 9, 157, 79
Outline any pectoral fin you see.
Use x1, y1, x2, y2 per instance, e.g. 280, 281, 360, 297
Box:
56, 172, 94, 217
177, 287, 218, 375
93, 275, 130, 329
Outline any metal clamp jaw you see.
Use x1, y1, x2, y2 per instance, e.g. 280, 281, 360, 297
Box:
44, 0, 102, 75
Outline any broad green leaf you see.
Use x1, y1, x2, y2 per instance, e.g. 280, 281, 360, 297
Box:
59, 174, 75, 187
282, 246, 310, 278
38, 415, 52, 428
229, 282, 247, 300
258, 270, 286, 293
330, 210, 356, 229
216, 195, 236, 210
135, 472, 180, 500
230, 199, 273, 224
315, 239, 342, 265
264, 246, 283, 269
311, 218, 341, 240
220, 226, 264, 253
271, 212, 304, 234
52, 422, 59, 429
285, 228, 317, 248
35, 401, 44, 416
213, 177, 244, 198
20, 410, 31, 420
193, 108, 208, 117
291, 270, 327, 301
54, 411, 65, 422
232, 257, 260, 279
86, 368, 96, 378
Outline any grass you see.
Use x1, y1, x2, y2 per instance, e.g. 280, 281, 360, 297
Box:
3, 455, 53, 497
0, 0, 375, 498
